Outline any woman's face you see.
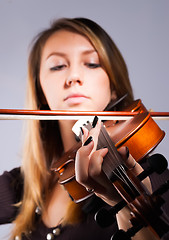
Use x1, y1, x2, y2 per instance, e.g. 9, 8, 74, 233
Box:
40, 30, 115, 111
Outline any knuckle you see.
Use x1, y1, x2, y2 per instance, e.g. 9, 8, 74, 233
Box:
75, 171, 88, 185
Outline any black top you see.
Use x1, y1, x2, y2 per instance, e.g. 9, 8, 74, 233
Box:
0, 165, 169, 240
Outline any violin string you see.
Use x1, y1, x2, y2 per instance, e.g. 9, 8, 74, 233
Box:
86, 123, 124, 183
83, 120, 139, 194
98, 126, 130, 185
115, 165, 140, 197
98, 127, 121, 172
98, 139, 135, 194
99, 141, 138, 196
99, 123, 139, 194
84, 121, 122, 181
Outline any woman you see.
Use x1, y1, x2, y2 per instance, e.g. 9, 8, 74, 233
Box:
0, 17, 168, 240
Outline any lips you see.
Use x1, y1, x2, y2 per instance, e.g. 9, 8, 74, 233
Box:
64, 93, 88, 100
64, 93, 89, 105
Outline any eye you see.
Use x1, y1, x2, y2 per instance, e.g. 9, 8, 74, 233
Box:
50, 65, 66, 71
85, 63, 101, 69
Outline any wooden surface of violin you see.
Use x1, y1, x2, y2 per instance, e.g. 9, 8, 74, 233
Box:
51, 99, 165, 202
106, 111, 165, 161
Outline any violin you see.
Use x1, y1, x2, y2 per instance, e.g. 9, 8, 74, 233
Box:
51, 99, 169, 239
0, 99, 169, 238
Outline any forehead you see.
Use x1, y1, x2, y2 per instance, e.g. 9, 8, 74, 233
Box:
41, 30, 96, 58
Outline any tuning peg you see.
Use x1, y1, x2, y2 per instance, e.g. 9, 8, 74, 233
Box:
111, 224, 143, 240
137, 153, 168, 181
153, 180, 169, 197
111, 229, 131, 240
95, 200, 126, 228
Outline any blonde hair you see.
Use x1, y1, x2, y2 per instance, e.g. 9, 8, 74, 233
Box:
12, 17, 134, 238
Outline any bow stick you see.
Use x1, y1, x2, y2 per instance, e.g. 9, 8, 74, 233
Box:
0, 109, 169, 121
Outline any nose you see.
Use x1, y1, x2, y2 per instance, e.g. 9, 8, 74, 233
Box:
66, 78, 82, 87
65, 67, 83, 87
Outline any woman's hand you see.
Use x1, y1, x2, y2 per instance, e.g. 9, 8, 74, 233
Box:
75, 118, 152, 206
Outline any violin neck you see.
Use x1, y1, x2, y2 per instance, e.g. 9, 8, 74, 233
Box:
98, 123, 124, 178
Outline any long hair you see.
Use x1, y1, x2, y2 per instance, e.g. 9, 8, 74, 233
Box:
12, 17, 134, 238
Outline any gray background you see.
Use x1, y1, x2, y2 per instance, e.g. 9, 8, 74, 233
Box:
0, 0, 169, 238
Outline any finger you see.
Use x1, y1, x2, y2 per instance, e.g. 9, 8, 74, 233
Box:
80, 126, 89, 143
88, 148, 108, 177
78, 148, 109, 193
87, 118, 101, 152
75, 138, 94, 184
126, 154, 143, 175
81, 119, 101, 156
120, 146, 152, 193
75, 120, 102, 188
85, 148, 121, 204
119, 146, 143, 175
76, 146, 107, 190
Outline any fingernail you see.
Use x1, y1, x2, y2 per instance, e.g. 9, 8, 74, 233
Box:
92, 116, 98, 128
126, 147, 129, 158
80, 127, 84, 135
84, 136, 93, 146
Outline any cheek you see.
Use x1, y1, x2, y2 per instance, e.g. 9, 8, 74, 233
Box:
91, 72, 112, 109
39, 77, 59, 109
96, 73, 111, 96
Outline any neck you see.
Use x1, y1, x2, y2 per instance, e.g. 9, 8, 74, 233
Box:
59, 120, 77, 152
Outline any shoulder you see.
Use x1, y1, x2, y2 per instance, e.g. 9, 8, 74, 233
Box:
0, 167, 23, 196
0, 167, 23, 223
1, 167, 21, 181
0, 167, 22, 187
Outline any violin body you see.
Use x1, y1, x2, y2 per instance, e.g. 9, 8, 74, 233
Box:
106, 111, 165, 161
51, 99, 165, 201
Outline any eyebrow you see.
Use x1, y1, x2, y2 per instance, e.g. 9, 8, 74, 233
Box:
46, 49, 97, 60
